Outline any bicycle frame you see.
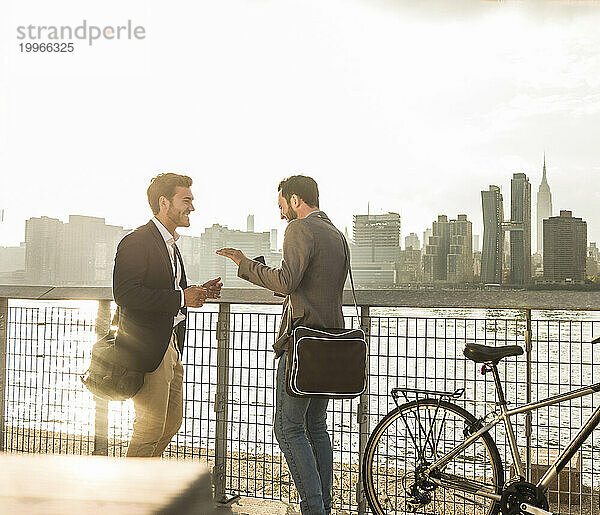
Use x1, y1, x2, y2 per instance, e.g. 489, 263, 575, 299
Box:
422, 363, 600, 502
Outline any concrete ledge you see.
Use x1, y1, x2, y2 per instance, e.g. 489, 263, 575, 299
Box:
216, 497, 299, 515
0, 453, 215, 514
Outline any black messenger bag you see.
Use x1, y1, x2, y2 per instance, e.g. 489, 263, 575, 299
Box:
285, 233, 367, 399
81, 309, 144, 402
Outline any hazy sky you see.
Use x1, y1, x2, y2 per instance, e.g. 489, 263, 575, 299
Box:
1, 0, 599, 250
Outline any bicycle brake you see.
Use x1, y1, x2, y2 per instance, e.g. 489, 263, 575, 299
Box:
463, 418, 483, 437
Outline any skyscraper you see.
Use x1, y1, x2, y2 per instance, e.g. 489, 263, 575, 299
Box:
405, 232, 420, 250
353, 213, 401, 248
247, 214, 255, 232
481, 186, 504, 284
423, 215, 473, 284
447, 215, 473, 283
351, 212, 401, 286
422, 228, 432, 253
543, 210, 587, 283
25, 216, 64, 284
423, 215, 450, 282
588, 243, 599, 278
536, 154, 553, 254
510, 173, 532, 285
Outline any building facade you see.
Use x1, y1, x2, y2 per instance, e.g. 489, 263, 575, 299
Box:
423, 215, 472, 284
536, 155, 553, 255
543, 210, 587, 283
509, 173, 532, 285
25, 216, 65, 284
405, 232, 420, 251
447, 215, 473, 284
25, 215, 128, 285
353, 213, 401, 249
481, 186, 504, 284
198, 224, 280, 287
423, 215, 450, 283
588, 243, 599, 278
0, 243, 26, 274
350, 212, 401, 286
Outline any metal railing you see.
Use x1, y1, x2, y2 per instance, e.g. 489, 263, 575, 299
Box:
1, 286, 600, 514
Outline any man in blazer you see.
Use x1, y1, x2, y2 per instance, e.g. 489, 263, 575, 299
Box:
113, 173, 222, 458
217, 175, 347, 515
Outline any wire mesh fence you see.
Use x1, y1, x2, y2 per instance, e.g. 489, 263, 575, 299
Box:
1, 298, 600, 514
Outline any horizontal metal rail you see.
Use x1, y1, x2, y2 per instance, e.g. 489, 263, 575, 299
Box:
2, 284, 600, 310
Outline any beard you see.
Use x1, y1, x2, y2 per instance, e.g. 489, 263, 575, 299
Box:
285, 205, 298, 222
167, 205, 190, 227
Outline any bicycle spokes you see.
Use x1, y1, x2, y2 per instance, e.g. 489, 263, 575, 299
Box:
363, 399, 503, 515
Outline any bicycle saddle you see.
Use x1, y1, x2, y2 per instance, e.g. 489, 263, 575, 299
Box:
463, 343, 523, 363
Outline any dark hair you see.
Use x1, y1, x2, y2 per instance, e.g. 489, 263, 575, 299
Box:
147, 173, 193, 215
278, 175, 319, 208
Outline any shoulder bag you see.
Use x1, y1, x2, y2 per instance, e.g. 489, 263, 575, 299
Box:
285, 232, 367, 399
81, 308, 145, 401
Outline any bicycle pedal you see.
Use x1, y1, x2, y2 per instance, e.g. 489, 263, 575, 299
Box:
520, 503, 554, 515
405, 498, 421, 512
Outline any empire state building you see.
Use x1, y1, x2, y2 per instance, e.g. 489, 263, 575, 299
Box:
536, 154, 553, 254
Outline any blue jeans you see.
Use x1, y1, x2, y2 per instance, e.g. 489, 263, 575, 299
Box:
274, 354, 333, 515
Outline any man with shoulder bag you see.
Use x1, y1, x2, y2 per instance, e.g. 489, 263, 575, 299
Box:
112, 173, 222, 458
217, 175, 363, 515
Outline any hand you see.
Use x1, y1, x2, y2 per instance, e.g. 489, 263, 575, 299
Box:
202, 277, 223, 299
183, 285, 208, 308
216, 248, 247, 266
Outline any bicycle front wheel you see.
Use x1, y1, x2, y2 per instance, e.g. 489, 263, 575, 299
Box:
363, 398, 504, 515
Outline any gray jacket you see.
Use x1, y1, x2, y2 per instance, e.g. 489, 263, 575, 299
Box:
237, 211, 348, 357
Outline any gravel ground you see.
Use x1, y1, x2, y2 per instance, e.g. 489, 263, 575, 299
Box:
5, 428, 599, 514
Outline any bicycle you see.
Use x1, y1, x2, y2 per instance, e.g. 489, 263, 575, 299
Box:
362, 340, 600, 515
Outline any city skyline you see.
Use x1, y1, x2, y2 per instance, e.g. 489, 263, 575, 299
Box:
0, 155, 593, 252
1, 1, 600, 249
2, 204, 597, 287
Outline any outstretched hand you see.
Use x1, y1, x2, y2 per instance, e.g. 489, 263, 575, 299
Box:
216, 248, 247, 266
202, 277, 223, 299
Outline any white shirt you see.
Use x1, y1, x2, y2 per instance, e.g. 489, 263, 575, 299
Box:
152, 217, 186, 327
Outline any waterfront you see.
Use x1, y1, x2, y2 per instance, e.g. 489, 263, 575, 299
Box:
3, 295, 600, 515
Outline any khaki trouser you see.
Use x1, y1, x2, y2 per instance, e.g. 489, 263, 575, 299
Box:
126, 332, 183, 457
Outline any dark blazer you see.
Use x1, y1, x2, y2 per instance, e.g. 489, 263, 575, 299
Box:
113, 220, 187, 372
237, 211, 348, 357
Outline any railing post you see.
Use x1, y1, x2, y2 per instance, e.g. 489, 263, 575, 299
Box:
213, 302, 234, 504
0, 297, 8, 452
524, 308, 533, 482
356, 305, 370, 515
92, 300, 111, 456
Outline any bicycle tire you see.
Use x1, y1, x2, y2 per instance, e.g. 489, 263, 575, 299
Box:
363, 398, 504, 515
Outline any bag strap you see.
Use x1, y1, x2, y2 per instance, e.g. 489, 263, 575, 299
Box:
108, 306, 120, 337
285, 219, 361, 334
340, 232, 361, 324
111, 306, 119, 327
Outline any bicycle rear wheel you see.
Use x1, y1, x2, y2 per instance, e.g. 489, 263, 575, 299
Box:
363, 398, 503, 515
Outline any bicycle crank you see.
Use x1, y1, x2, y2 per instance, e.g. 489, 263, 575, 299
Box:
520, 503, 555, 515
